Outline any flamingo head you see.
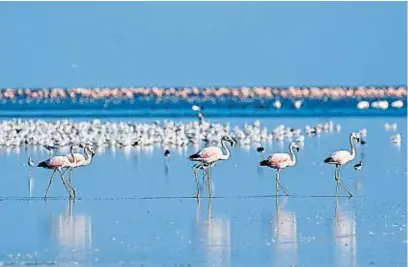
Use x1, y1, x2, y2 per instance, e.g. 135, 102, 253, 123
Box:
85, 145, 96, 157
351, 132, 361, 143
222, 135, 235, 147
291, 141, 301, 152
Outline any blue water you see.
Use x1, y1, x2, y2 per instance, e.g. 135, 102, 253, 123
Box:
0, 97, 406, 117
0, 117, 405, 267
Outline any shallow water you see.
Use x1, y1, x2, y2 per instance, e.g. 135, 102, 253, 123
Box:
0, 117, 406, 267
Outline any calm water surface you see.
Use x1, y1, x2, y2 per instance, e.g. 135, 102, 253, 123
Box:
0, 117, 406, 267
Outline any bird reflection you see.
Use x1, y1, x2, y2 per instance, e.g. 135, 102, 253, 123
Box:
195, 199, 231, 267
334, 197, 357, 267
272, 196, 298, 267
52, 199, 92, 261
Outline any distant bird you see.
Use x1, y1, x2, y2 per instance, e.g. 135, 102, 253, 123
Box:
28, 156, 34, 168
391, 134, 402, 144
188, 135, 235, 198
164, 149, 171, 158
324, 132, 360, 197
43, 144, 58, 156
260, 142, 301, 196
353, 161, 362, 171
256, 146, 265, 159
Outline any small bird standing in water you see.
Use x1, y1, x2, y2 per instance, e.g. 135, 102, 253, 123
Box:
256, 146, 265, 160
353, 161, 362, 171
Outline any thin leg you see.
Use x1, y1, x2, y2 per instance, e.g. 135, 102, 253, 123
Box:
335, 166, 339, 196
277, 174, 289, 196
275, 170, 279, 196
69, 169, 73, 186
339, 179, 353, 197
58, 169, 75, 199
194, 164, 202, 198
207, 166, 212, 198
45, 170, 57, 198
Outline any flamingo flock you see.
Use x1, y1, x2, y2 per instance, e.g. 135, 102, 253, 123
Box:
22, 114, 400, 200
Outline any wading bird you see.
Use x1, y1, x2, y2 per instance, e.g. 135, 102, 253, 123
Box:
62, 144, 96, 191
256, 146, 265, 160
260, 142, 300, 196
34, 152, 76, 198
353, 161, 362, 171
324, 132, 360, 197
188, 135, 235, 198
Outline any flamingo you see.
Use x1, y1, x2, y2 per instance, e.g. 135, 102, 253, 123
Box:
259, 141, 300, 196
324, 132, 360, 197
34, 151, 76, 198
61, 144, 96, 190
188, 135, 235, 198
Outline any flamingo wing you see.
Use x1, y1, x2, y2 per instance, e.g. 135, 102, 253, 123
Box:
325, 150, 352, 165
263, 153, 291, 168
188, 146, 222, 163
47, 156, 70, 168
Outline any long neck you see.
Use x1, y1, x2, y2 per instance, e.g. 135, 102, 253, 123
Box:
69, 145, 76, 163
83, 147, 93, 164
349, 135, 356, 158
288, 144, 296, 164
220, 139, 231, 160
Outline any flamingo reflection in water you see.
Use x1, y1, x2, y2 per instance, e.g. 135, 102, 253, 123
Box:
52, 200, 92, 256
334, 198, 357, 267
195, 199, 231, 267
272, 197, 298, 267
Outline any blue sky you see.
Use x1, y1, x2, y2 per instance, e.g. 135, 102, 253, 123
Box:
0, 1, 406, 88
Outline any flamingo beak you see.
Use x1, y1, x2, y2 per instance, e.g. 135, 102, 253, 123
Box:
296, 147, 300, 152
356, 137, 360, 143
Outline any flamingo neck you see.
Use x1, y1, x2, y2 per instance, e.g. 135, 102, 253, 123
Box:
288, 143, 296, 164
349, 134, 356, 159
69, 145, 76, 163
220, 139, 231, 160
83, 147, 94, 164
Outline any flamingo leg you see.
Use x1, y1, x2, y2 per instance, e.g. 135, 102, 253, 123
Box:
193, 164, 202, 198
276, 170, 289, 196
338, 179, 353, 197
335, 166, 339, 196
58, 169, 76, 199
44, 170, 57, 198
207, 166, 212, 198
275, 170, 279, 196
69, 169, 73, 187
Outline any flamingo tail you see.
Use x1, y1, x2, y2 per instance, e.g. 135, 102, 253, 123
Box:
260, 160, 269, 166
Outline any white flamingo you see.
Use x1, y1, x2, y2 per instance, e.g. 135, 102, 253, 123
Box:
34, 151, 76, 198
188, 135, 235, 198
324, 132, 360, 197
61, 144, 96, 189
259, 142, 300, 196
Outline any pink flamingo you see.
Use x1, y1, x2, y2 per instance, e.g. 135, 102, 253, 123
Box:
61, 144, 96, 188
34, 150, 76, 198
260, 142, 300, 196
324, 132, 360, 197
188, 135, 235, 198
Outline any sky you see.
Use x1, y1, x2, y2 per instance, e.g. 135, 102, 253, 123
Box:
0, 1, 406, 88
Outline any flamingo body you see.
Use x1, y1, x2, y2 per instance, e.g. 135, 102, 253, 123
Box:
38, 156, 73, 169
261, 153, 294, 169
324, 150, 355, 166
188, 146, 224, 164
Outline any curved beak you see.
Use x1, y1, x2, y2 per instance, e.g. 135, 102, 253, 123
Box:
229, 140, 235, 147
295, 147, 300, 152
356, 137, 361, 143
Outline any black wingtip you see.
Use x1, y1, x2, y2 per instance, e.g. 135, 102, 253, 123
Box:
259, 160, 269, 166
324, 157, 333, 163
37, 161, 47, 168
